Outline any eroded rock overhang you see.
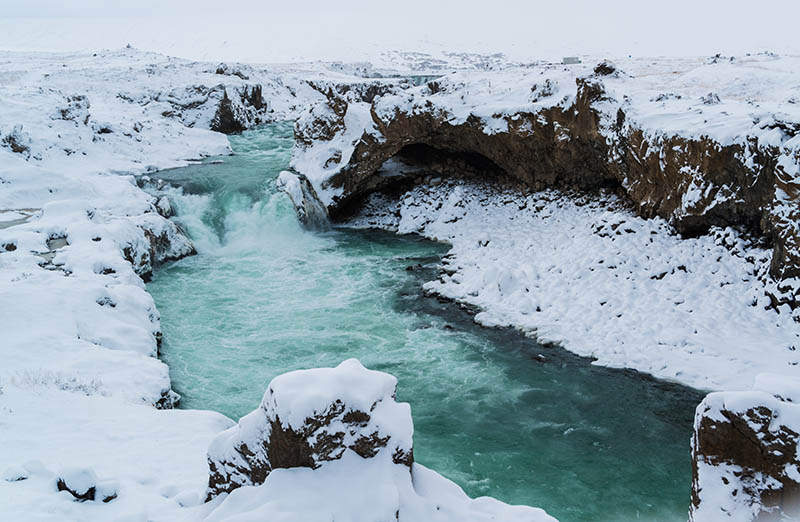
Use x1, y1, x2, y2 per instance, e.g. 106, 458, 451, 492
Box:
289, 60, 800, 295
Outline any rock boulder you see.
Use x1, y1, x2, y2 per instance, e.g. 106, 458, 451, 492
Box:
690, 375, 800, 521
205, 359, 414, 500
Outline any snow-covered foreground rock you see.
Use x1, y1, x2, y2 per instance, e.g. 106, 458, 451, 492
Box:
691, 375, 800, 521
203, 360, 555, 522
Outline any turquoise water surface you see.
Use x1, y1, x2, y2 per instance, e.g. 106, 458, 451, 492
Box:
148, 123, 703, 522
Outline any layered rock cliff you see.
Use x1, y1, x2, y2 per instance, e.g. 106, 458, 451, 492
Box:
290, 57, 800, 307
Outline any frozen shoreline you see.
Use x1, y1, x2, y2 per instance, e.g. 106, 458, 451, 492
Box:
345, 179, 800, 392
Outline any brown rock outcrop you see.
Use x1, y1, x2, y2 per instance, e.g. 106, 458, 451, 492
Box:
690, 385, 800, 520
292, 65, 800, 299
205, 359, 414, 500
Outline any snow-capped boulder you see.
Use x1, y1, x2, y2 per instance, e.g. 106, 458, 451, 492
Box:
276, 171, 329, 228
121, 214, 196, 281
205, 359, 414, 500
690, 375, 800, 521
155, 195, 173, 218
55, 467, 118, 503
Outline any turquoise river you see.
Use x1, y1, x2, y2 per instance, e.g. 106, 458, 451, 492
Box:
147, 123, 704, 522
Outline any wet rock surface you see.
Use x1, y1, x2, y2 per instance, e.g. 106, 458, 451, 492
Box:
210, 86, 266, 134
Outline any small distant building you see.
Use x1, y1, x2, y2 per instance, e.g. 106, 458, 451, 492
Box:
562, 57, 581, 65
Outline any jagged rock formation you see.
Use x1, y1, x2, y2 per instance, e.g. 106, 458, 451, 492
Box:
291, 61, 800, 303
120, 199, 196, 282
276, 170, 330, 228
690, 376, 800, 521
206, 74, 411, 136
210, 86, 267, 134
205, 359, 414, 500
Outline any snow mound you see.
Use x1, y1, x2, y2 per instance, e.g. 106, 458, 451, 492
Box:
346, 181, 800, 391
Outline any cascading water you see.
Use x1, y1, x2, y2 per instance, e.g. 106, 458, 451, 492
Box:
147, 123, 704, 522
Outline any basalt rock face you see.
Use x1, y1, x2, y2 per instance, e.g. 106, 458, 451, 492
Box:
292, 64, 800, 295
302, 77, 617, 210
210, 86, 266, 134
121, 211, 196, 282
205, 359, 414, 500
690, 379, 800, 521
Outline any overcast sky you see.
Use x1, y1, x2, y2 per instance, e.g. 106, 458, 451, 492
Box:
1, 0, 797, 63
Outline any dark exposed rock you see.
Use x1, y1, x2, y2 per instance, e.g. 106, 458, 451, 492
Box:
121, 218, 196, 281
690, 384, 800, 520
214, 63, 251, 80
56, 95, 91, 125
209, 85, 267, 134
276, 171, 329, 229
1, 125, 32, 157
306, 79, 411, 105
56, 477, 96, 502
154, 196, 173, 219
530, 79, 557, 102
700, 92, 721, 105
593, 60, 617, 76
205, 359, 414, 500
55, 469, 117, 503
210, 90, 246, 134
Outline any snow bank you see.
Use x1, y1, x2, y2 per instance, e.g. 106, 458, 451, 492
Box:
347, 181, 800, 391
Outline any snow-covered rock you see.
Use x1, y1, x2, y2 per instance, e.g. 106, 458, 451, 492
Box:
206, 359, 413, 499
55, 468, 118, 503
690, 376, 800, 521
275, 171, 329, 228
204, 359, 555, 522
